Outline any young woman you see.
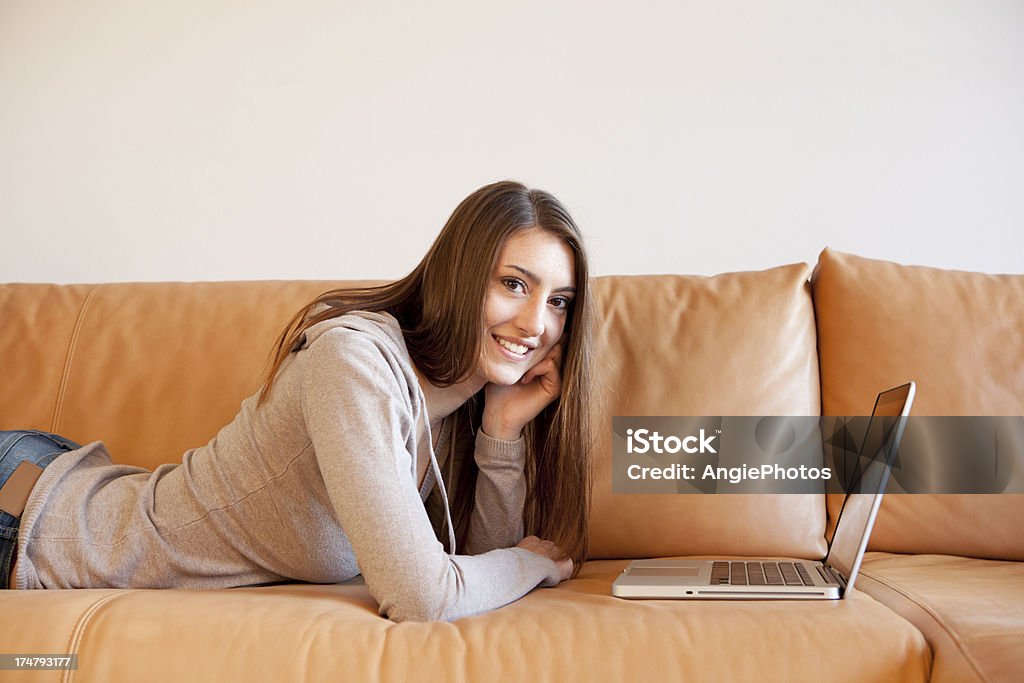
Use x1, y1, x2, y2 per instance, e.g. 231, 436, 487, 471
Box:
0, 180, 596, 622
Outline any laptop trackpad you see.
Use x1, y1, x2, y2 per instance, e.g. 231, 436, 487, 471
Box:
628, 567, 701, 577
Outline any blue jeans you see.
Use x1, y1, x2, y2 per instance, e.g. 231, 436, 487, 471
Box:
0, 430, 82, 589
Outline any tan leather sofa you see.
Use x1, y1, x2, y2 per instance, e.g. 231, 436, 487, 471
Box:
1, 248, 1021, 682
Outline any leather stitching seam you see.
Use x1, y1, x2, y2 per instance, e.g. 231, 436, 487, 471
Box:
52, 285, 100, 433
61, 590, 137, 683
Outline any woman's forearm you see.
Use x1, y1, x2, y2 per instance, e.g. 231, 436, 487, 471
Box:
465, 430, 528, 554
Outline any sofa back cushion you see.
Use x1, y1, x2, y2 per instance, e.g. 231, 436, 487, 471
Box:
811, 249, 1024, 560
588, 265, 826, 559
0, 281, 358, 471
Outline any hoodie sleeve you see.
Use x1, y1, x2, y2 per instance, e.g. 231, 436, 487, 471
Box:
465, 431, 528, 555
300, 327, 561, 623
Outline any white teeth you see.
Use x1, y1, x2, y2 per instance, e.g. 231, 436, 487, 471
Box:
496, 337, 528, 355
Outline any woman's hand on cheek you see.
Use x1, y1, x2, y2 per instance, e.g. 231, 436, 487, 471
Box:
482, 342, 563, 441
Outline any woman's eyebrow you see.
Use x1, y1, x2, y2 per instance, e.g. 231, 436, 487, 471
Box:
506, 265, 577, 294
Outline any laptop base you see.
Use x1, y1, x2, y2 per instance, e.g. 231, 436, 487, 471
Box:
611, 559, 843, 600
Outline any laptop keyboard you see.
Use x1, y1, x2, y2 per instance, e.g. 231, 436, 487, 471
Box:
710, 561, 815, 586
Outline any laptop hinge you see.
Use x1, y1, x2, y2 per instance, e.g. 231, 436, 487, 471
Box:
821, 563, 848, 590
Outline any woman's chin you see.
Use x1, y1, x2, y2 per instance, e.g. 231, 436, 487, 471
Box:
483, 364, 529, 387
493, 373, 525, 387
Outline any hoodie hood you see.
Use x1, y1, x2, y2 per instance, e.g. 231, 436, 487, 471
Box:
299, 302, 402, 348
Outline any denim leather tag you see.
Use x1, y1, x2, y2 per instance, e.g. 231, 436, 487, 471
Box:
0, 461, 44, 518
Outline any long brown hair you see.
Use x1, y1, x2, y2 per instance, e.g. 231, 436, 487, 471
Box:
257, 180, 596, 574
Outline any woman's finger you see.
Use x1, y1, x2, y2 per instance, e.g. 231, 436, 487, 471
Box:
522, 356, 558, 385
549, 342, 564, 368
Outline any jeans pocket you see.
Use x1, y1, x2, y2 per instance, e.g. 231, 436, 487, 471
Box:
0, 430, 79, 481
24, 430, 82, 452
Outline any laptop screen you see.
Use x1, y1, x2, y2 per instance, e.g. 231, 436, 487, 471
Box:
824, 383, 915, 588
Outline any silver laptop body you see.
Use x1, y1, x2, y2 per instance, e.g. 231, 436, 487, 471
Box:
611, 382, 916, 601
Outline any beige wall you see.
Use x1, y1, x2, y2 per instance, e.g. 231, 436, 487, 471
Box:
1, 0, 1022, 283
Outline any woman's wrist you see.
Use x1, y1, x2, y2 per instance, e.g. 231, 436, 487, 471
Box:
480, 424, 522, 442
481, 417, 524, 444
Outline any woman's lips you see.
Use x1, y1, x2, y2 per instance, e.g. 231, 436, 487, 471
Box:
493, 334, 532, 361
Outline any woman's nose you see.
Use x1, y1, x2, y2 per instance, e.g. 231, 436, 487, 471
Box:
515, 297, 546, 337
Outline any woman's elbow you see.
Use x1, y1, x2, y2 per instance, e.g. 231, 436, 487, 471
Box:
381, 593, 456, 623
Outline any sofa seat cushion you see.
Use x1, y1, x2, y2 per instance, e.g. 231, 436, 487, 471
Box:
857, 552, 1024, 683
1, 560, 930, 682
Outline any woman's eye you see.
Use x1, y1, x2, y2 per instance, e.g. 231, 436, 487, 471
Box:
550, 296, 571, 310
502, 277, 526, 293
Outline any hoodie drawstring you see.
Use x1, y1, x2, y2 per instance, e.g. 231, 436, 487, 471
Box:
420, 404, 457, 555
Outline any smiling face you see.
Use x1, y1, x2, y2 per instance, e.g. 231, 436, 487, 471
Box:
476, 227, 577, 387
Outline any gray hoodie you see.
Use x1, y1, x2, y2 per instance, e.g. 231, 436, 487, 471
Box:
14, 309, 562, 621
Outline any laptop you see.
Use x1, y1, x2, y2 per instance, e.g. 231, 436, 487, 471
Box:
611, 382, 916, 600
